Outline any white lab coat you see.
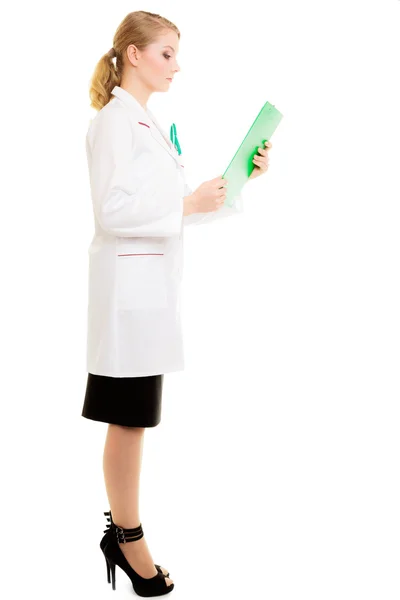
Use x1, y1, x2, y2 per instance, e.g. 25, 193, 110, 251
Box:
85, 85, 244, 377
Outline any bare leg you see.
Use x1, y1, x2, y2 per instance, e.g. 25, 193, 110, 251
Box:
103, 424, 173, 585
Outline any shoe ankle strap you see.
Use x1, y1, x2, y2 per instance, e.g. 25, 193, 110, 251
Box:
112, 522, 144, 544
104, 510, 144, 544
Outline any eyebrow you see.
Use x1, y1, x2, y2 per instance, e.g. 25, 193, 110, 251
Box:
163, 45, 176, 53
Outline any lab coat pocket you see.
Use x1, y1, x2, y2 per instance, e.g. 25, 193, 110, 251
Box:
116, 253, 168, 311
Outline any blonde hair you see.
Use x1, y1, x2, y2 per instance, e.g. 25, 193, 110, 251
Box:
89, 11, 180, 111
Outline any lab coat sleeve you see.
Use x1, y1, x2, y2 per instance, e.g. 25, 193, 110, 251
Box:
87, 106, 184, 237
183, 182, 245, 226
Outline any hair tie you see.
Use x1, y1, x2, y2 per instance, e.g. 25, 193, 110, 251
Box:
107, 47, 116, 58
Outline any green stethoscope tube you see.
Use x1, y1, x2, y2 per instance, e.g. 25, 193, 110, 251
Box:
170, 122, 182, 155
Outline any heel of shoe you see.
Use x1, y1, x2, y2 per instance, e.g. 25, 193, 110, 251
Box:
105, 554, 110, 583
105, 555, 116, 590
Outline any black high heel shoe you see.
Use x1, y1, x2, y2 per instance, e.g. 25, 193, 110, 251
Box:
100, 511, 170, 579
103, 519, 175, 597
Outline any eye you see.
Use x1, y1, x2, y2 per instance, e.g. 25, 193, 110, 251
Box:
163, 53, 171, 60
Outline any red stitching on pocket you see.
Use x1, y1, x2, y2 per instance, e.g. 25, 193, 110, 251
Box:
138, 122, 150, 128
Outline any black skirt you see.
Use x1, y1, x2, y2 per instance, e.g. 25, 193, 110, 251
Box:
81, 373, 164, 427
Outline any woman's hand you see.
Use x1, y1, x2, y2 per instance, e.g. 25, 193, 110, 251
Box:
249, 141, 272, 180
191, 175, 227, 213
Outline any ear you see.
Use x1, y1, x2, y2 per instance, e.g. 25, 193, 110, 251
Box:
126, 44, 141, 66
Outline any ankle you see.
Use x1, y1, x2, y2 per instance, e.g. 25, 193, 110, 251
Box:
111, 516, 141, 529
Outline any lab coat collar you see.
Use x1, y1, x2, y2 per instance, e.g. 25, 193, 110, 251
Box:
111, 85, 182, 170
111, 85, 149, 118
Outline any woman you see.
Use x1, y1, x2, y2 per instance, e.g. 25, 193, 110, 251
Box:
81, 10, 271, 598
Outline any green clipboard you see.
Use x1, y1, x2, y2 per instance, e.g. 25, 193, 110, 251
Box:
222, 101, 283, 207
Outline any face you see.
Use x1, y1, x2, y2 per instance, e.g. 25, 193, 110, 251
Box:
126, 30, 180, 91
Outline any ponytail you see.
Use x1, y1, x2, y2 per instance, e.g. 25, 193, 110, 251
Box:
89, 47, 121, 112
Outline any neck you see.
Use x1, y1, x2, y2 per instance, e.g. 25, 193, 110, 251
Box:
119, 77, 152, 111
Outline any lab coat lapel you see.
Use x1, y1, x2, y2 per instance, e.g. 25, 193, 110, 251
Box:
111, 86, 182, 170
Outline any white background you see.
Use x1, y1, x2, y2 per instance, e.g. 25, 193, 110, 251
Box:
2, 0, 400, 598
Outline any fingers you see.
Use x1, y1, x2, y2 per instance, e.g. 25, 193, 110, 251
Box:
213, 175, 227, 207
216, 179, 227, 190
217, 182, 227, 205
257, 142, 272, 156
